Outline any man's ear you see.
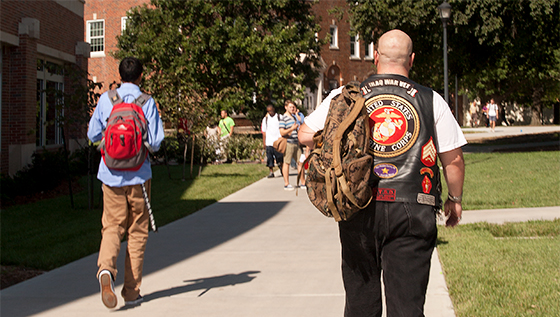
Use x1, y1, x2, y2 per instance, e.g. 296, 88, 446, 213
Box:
408, 53, 415, 69
133, 73, 143, 85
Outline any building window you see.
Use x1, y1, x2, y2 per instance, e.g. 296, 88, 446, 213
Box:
87, 20, 105, 57
329, 25, 338, 49
121, 16, 128, 34
365, 42, 374, 60
304, 88, 316, 112
36, 59, 64, 147
350, 34, 360, 58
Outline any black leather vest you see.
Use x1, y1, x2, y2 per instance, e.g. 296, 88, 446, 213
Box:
360, 74, 442, 207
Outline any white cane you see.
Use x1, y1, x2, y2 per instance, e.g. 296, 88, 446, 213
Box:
141, 183, 157, 233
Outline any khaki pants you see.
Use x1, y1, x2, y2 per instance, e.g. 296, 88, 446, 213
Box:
97, 180, 150, 301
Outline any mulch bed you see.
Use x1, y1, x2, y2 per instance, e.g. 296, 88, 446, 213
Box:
1, 178, 83, 209
1, 265, 46, 290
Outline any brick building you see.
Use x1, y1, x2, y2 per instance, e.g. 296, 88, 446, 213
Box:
1, 0, 89, 176
84, 0, 375, 115
304, 0, 377, 113
84, 0, 149, 91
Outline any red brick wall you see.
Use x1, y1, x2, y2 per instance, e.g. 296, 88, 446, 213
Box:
0, 0, 86, 174
5, 36, 37, 146
85, 0, 150, 92
1, 1, 84, 55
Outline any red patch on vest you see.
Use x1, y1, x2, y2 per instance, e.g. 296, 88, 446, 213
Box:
422, 175, 432, 194
374, 188, 396, 201
421, 137, 437, 167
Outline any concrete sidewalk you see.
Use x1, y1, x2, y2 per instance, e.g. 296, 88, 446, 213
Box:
461, 125, 560, 142
461, 125, 560, 153
1, 170, 558, 317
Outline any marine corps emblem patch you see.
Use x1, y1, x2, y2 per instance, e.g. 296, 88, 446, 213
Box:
365, 94, 420, 158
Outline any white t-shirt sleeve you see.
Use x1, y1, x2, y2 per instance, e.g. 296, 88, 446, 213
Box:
304, 86, 345, 132
433, 92, 467, 153
261, 116, 267, 133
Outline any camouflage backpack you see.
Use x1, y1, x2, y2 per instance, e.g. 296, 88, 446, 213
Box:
300, 83, 373, 221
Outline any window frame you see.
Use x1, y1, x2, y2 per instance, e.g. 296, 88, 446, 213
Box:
350, 34, 360, 59
365, 41, 374, 60
86, 19, 105, 57
36, 58, 65, 147
329, 25, 338, 49
121, 16, 128, 34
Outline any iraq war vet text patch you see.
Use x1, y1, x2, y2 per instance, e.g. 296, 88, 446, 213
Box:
365, 94, 420, 158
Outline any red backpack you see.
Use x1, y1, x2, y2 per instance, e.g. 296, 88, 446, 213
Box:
98, 90, 152, 171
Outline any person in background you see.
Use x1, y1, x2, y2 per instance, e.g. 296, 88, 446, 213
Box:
204, 121, 221, 163
261, 105, 284, 178
482, 102, 489, 127
488, 98, 499, 132
470, 100, 479, 128
279, 100, 303, 190
293, 105, 307, 188
218, 110, 235, 162
219, 110, 235, 139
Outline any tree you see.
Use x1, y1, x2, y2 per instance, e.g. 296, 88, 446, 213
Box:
347, 0, 447, 90
114, 0, 324, 132
348, 0, 560, 125
452, 0, 560, 125
41, 65, 101, 209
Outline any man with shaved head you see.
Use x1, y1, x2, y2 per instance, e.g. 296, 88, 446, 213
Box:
300, 30, 466, 316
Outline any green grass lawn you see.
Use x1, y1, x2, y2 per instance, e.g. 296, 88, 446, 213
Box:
438, 220, 560, 317
437, 150, 560, 317
442, 151, 560, 210
1, 163, 269, 270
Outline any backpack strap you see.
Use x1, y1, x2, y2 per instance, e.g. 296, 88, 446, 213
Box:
134, 93, 151, 107
108, 89, 122, 105
332, 85, 367, 177
109, 90, 151, 107
221, 119, 231, 134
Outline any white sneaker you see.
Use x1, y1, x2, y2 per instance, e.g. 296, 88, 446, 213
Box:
284, 185, 295, 191
99, 270, 117, 309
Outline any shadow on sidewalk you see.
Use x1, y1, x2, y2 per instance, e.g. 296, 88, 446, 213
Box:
117, 271, 261, 311
0, 201, 286, 317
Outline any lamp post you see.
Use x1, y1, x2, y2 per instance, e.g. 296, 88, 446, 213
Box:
438, 1, 451, 105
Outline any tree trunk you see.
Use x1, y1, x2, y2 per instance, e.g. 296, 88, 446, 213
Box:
530, 87, 544, 126
190, 135, 195, 177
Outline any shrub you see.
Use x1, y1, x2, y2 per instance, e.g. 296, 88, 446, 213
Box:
0, 147, 94, 206
224, 134, 264, 162
150, 134, 264, 166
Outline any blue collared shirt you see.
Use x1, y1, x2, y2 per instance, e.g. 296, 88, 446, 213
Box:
87, 83, 164, 187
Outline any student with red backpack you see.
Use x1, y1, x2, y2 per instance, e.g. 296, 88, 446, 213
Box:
87, 57, 164, 309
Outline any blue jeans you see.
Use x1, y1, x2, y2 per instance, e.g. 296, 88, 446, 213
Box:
338, 202, 437, 317
266, 146, 283, 168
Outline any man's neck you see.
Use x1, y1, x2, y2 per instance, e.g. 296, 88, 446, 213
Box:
120, 82, 139, 88
377, 69, 409, 78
